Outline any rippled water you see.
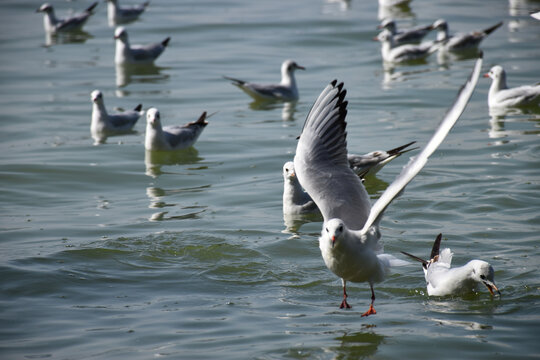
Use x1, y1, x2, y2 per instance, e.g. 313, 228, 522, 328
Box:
1, 0, 539, 359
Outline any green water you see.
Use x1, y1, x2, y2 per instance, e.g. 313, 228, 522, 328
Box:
1, 0, 539, 359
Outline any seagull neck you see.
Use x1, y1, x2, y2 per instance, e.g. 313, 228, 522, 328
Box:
43, 11, 58, 29
93, 101, 108, 117
436, 28, 448, 41
281, 71, 296, 88
286, 177, 309, 204
492, 73, 508, 92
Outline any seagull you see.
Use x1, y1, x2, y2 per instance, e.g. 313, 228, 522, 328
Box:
378, 19, 434, 45
90, 90, 143, 143
432, 19, 503, 52
36, 2, 98, 33
375, 30, 439, 63
145, 108, 209, 151
114, 26, 170, 65
293, 55, 483, 316
484, 65, 540, 109
401, 234, 500, 296
283, 142, 416, 215
106, 0, 149, 25
224, 60, 305, 102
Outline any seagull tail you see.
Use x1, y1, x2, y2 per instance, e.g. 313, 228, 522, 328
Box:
193, 111, 209, 126
143, 1, 150, 7
387, 141, 418, 157
223, 75, 246, 86
483, 21, 503, 36
161, 37, 171, 47
134, 104, 143, 112
86, 2, 98, 13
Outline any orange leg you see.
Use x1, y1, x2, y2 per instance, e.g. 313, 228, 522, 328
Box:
340, 279, 352, 309
361, 283, 377, 317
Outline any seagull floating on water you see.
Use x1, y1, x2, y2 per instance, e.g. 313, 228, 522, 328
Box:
484, 65, 540, 109
348, 141, 417, 178
36, 2, 97, 33
145, 108, 209, 151
432, 19, 503, 52
90, 90, 143, 144
293, 55, 482, 316
401, 234, 500, 296
378, 19, 434, 45
375, 30, 439, 63
106, 0, 149, 25
114, 26, 170, 65
224, 60, 305, 102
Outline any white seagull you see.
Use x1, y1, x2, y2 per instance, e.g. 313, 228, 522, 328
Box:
36, 2, 98, 33
114, 26, 170, 65
224, 60, 305, 102
293, 55, 483, 316
378, 19, 434, 45
145, 108, 209, 151
433, 19, 503, 52
376, 30, 439, 63
283, 142, 416, 216
90, 90, 143, 143
401, 234, 500, 296
484, 65, 540, 109
106, 0, 149, 25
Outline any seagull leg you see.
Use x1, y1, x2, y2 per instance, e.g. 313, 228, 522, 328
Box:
361, 283, 377, 317
340, 279, 352, 309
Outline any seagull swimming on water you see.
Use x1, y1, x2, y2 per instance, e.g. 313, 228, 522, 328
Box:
401, 234, 500, 296
432, 19, 503, 52
378, 19, 434, 45
224, 60, 305, 102
293, 55, 483, 316
375, 30, 440, 63
90, 90, 143, 143
114, 26, 170, 65
145, 108, 209, 151
484, 65, 540, 109
106, 0, 149, 25
36, 2, 98, 33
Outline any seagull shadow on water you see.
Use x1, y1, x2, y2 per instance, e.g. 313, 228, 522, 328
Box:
115, 63, 169, 88
248, 99, 298, 122
144, 147, 204, 178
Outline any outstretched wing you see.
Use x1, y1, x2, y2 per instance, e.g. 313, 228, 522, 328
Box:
360, 54, 483, 235
294, 80, 371, 229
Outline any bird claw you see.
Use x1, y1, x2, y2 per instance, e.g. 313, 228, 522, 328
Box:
361, 304, 377, 317
339, 299, 352, 309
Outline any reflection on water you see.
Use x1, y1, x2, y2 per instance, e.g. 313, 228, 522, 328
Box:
378, 2, 414, 21
323, 0, 352, 12
115, 63, 170, 89
146, 186, 209, 221
248, 100, 298, 121
436, 48, 482, 67
144, 147, 204, 177
43, 30, 93, 46
382, 66, 434, 86
330, 329, 385, 358
488, 112, 540, 142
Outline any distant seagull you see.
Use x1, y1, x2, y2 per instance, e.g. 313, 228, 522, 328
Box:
224, 60, 305, 102
401, 234, 500, 296
91, 90, 143, 143
36, 2, 97, 33
484, 65, 540, 109
348, 141, 417, 178
375, 30, 439, 63
145, 108, 209, 151
432, 19, 503, 51
378, 19, 434, 45
293, 56, 482, 316
114, 26, 170, 65
106, 0, 149, 25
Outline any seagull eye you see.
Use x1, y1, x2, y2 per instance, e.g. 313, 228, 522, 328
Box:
325, 227, 329, 233
480, 274, 486, 280
338, 225, 343, 232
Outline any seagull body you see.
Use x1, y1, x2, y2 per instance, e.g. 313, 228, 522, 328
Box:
114, 27, 170, 65
145, 108, 208, 151
224, 60, 305, 101
106, 0, 149, 25
401, 234, 500, 296
376, 30, 439, 63
433, 19, 503, 52
293, 56, 483, 316
90, 90, 143, 142
36, 2, 97, 33
484, 65, 540, 109
378, 19, 434, 45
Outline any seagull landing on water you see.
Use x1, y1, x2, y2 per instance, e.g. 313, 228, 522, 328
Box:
378, 19, 434, 45
36, 2, 98, 33
90, 90, 143, 143
401, 234, 500, 297
432, 19, 503, 52
106, 0, 149, 25
114, 27, 170, 65
293, 55, 483, 316
484, 65, 540, 109
224, 60, 305, 102
145, 108, 209, 151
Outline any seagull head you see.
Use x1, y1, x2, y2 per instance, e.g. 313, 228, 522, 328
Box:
373, 29, 392, 44
432, 19, 448, 31
483, 65, 505, 81
146, 107, 161, 128
282, 60, 305, 76
282, 161, 296, 181
91, 90, 103, 104
114, 27, 128, 41
469, 260, 500, 296
325, 219, 345, 249
378, 19, 396, 33
36, 3, 53, 13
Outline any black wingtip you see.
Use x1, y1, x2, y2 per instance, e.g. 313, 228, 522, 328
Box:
483, 21, 503, 36
400, 251, 429, 267
134, 104, 143, 112
387, 140, 417, 156
162, 37, 171, 47
86, 2, 98, 13
430, 233, 442, 260
330, 79, 338, 86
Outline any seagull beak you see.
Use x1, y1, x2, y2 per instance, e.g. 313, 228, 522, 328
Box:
331, 235, 336, 248
482, 280, 500, 296
290, 172, 296, 178
483, 73, 490, 78
372, 36, 379, 41
296, 65, 306, 71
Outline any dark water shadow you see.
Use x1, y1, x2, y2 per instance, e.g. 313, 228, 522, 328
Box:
144, 147, 204, 178
115, 63, 170, 88
331, 329, 385, 359
43, 30, 93, 46
249, 99, 298, 121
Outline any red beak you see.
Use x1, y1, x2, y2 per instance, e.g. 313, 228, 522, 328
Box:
483, 73, 490, 78
331, 235, 336, 248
